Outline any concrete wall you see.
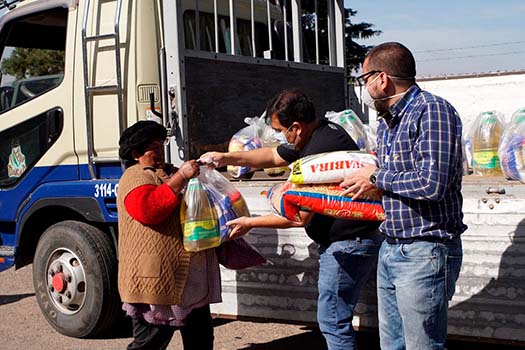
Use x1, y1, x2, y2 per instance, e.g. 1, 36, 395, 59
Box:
351, 71, 525, 129
418, 72, 525, 127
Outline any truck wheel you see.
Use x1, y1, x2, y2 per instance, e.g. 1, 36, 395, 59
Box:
33, 220, 121, 338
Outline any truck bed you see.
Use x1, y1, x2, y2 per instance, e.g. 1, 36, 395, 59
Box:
211, 174, 525, 344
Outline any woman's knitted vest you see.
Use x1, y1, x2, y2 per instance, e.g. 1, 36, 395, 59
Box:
117, 164, 190, 305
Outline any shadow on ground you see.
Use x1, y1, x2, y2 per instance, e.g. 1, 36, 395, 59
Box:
0, 293, 34, 306
234, 326, 525, 350
237, 327, 380, 350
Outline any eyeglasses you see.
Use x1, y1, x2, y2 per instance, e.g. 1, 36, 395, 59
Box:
355, 70, 381, 86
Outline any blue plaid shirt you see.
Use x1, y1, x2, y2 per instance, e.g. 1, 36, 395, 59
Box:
375, 85, 467, 240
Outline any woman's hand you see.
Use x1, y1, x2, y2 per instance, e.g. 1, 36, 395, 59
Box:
177, 160, 200, 180
226, 217, 253, 239
167, 160, 199, 193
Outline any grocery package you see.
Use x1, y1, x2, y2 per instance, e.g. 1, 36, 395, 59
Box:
363, 124, 378, 153
258, 115, 289, 176
288, 151, 378, 184
180, 178, 221, 252
462, 120, 475, 175
498, 107, 525, 182
267, 182, 384, 222
227, 115, 287, 177
199, 167, 251, 241
325, 110, 370, 152
471, 111, 505, 176
227, 120, 263, 178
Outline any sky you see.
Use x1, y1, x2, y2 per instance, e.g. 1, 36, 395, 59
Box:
345, 0, 525, 77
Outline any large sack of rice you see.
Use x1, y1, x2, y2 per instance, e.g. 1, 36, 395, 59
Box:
267, 182, 384, 222
288, 151, 378, 184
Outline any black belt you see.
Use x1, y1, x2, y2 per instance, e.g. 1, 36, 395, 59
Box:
329, 232, 381, 244
385, 236, 449, 245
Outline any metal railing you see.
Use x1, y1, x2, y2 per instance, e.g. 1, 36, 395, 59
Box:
184, 0, 346, 68
81, 0, 125, 179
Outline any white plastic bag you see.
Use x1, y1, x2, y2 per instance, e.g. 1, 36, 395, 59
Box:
363, 124, 378, 153
325, 110, 369, 152
498, 107, 525, 182
199, 167, 251, 242
462, 119, 475, 175
227, 119, 263, 178
180, 178, 221, 252
227, 114, 287, 177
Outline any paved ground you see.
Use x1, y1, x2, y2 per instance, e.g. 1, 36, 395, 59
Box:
1, 265, 523, 350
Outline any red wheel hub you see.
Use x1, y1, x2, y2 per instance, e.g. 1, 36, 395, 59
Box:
52, 272, 67, 293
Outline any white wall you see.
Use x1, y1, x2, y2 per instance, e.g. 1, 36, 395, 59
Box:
352, 72, 525, 130
418, 73, 525, 126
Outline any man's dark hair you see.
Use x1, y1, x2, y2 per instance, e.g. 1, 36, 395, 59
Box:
366, 42, 416, 83
266, 89, 316, 127
119, 120, 167, 166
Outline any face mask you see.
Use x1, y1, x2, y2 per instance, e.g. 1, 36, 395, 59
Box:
361, 85, 378, 111
273, 126, 295, 148
361, 74, 381, 111
273, 130, 288, 144
361, 74, 408, 111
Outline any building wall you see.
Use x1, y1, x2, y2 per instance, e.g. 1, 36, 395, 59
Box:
418, 72, 525, 126
351, 71, 525, 130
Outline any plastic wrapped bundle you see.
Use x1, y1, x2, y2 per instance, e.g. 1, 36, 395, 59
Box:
227, 121, 263, 178
462, 119, 475, 175
363, 124, 378, 153
267, 182, 385, 222
258, 115, 289, 176
498, 107, 525, 182
180, 178, 221, 252
325, 110, 370, 152
288, 151, 378, 184
199, 167, 250, 241
227, 115, 288, 177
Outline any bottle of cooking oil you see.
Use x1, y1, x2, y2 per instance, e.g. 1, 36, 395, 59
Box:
180, 178, 220, 252
471, 111, 504, 176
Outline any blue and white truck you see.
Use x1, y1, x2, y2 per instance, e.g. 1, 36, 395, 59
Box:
0, 0, 523, 345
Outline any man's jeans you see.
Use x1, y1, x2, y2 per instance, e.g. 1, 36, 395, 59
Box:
377, 236, 463, 350
317, 235, 383, 350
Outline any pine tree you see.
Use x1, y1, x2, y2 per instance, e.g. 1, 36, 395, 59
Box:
1, 48, 64, 80
300, 3, 381, 73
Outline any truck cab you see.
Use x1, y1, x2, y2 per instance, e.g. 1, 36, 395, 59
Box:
0, 0, 348, 338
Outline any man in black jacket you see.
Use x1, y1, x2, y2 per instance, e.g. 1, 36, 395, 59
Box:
201, 89, 382, 350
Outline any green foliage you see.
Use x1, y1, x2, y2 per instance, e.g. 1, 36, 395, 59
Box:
344, 8, 382, 73
300, 3, 381, 74
1, 48, 65, 80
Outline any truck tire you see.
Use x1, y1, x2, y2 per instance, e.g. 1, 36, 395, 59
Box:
33, 220, 121, 338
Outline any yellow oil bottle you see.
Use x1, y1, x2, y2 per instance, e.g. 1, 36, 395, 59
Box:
180, 178, 220, 251
472, 111, 504, 176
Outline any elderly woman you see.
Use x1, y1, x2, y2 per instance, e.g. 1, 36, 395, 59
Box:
117, 120, 220, 350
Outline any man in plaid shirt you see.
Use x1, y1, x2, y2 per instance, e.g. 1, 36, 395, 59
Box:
341, 42, 467, 350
